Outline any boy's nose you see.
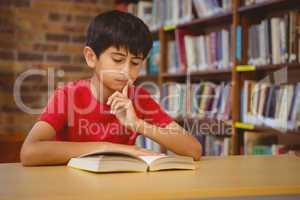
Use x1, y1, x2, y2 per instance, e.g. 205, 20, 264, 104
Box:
120, 62, 130, 75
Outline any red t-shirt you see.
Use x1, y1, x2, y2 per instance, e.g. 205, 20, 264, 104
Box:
39, 79, 173, 145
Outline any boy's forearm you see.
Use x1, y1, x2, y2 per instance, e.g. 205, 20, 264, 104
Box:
135, 119, 202, 160
21, 141, 131, 166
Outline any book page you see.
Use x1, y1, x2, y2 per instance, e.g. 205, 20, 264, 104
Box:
78, 149, 139, 159
139, 155, 167, 165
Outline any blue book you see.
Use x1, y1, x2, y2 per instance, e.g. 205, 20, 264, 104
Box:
236, 26, 242, 62
147, 40, 160, 75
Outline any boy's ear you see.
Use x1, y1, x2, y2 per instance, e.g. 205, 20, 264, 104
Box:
83, 46, 98, 68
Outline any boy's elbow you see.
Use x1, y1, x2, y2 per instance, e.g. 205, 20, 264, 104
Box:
20, 145, 36, 166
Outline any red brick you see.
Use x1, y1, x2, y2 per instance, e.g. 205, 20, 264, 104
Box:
72, 35, 86, 43
17, 52, 44, 62
48, 12, 72, 22
46, 54, 71, 63
59, 64, 89, 72
46, 33, 70, 43
33, 43, 59, 52
0, 50, 15, 60
74, 14, 93, 23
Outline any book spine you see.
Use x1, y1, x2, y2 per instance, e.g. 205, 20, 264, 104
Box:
236, 26, 242, 62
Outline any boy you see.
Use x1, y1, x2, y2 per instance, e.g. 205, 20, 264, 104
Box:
20, 10, 201, 166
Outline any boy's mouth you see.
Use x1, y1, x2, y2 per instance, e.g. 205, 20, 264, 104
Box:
115, 79, 128, 85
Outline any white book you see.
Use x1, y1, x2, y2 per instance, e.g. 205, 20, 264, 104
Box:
180, 0, 193, 23
222, 29, 230, 69
279, 18, 288, 63
199, 35, 207, 70
184, 35, 198, 72
271, 18, 281, 64
68, 149, 195, 173
137, 1, 153, 28
195, 37, 203, 70
259, 23, 266, 65
193, 0, 204, 18
172, 0, 180, 26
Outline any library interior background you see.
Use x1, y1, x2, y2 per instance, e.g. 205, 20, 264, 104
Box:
1, 0, 300, 163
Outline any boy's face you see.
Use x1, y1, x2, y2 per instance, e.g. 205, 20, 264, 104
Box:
85, 46, 144, 91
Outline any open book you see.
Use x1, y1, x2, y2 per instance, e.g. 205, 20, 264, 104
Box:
67, 149, 195, 173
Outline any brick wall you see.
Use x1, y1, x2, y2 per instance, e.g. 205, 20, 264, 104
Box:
0, 0, 115, 136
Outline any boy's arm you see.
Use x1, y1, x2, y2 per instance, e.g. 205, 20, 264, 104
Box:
20, 121, 160, 166
108, 83, 202, 161
135, 120, 202, 161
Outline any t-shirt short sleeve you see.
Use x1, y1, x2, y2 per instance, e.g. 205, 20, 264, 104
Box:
133, 87, 173, 128
39, 88, 68, 136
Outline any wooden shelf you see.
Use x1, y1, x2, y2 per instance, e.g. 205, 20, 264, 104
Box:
238, 0, 300, 16
177, 11, 233, 31
162, 69, 232, 77
161, 69, 232, 81
135, 74, 158, 82
235, 122, 300, 136
162, 73, 186, 78
153, 11, 233, 34
236, 63, 300, 72
189, 68, 232, 76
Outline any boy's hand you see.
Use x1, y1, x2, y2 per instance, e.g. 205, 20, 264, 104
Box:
107, 81, 141, 132
129, 146, 164, 156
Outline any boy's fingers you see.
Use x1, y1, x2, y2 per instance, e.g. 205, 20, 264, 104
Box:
107, 91, 122, 105
112, 101, 127, 113
111, 97, 125, 109
122, 82, 129, 97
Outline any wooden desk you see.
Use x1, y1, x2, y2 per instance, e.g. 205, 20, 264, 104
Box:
0, 155, 300, 200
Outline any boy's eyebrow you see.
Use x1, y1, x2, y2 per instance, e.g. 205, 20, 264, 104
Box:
111, 52, 143, 60
111, 52, 126, 57
132, 55, 143, 60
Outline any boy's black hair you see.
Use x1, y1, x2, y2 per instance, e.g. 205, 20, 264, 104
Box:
86, 10, 153, 59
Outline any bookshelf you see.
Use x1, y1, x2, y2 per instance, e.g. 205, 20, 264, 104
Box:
116, 0, 300, 156
232, 0, 300, 155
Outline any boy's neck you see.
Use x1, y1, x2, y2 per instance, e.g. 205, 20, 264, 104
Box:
90, 74, 114, 104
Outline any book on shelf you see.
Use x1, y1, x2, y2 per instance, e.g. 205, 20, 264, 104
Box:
246, 11, 300, 66
151, 0, 193, 29
190, 82, 232, 121
146, 40, 160, 75
116, 0, 153, 29
204, 135, 231, 156
116, 0, 232, 31
161, 83, 187, 118
167, 40, 180, 74
175, 28, 189, 73
172, 28, 232, 73
160, 82, 232, 121
243, 131, 299, 155
244, 0, 271, 6
135, 135, 161, 152
67, 149, 195, 173
116, 0, 193, 31
241, 81, 300, 131
193, 0, 232, 18
134, 86, 162, 152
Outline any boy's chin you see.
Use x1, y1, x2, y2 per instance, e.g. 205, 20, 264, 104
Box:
108, 85, 124, 92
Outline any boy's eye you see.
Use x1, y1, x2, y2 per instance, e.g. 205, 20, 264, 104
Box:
131, 62, 139, 65
112, 58, 123, 63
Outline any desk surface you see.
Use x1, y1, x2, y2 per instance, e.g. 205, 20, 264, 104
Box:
0, 155, 300, 200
